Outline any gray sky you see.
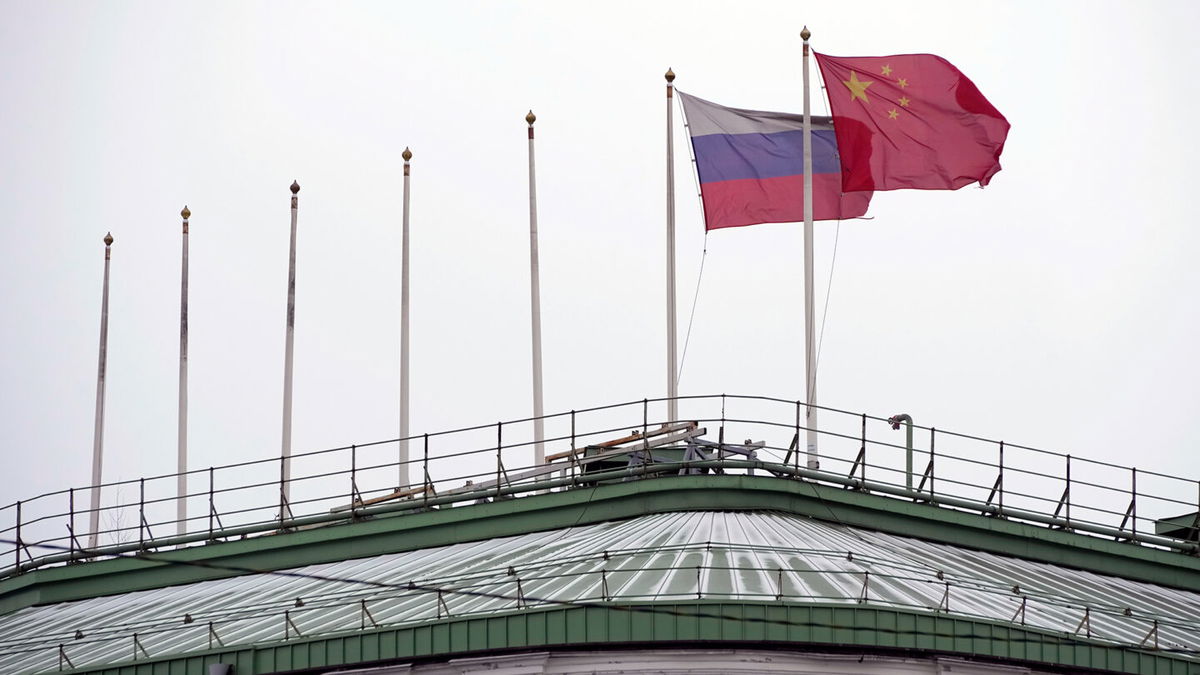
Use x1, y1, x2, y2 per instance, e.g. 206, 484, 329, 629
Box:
2, 2, 1198, 522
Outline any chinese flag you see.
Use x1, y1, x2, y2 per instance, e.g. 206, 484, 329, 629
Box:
814, 53, 1010, 192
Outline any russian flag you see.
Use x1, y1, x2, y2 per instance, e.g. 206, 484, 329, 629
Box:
679, 91, 871, 231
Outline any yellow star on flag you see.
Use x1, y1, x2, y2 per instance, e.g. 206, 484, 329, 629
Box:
842, 71, 873, 103
897, 78, 909, 89
887, 108, 899, 120
899, 96, 911, 107
881, 64, 892, 76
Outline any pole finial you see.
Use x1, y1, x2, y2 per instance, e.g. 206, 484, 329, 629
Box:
665, 67, 675, 83
526, 110, 536, 126
290, 180, 300, 194
801, 26, 811, 41
402, 147, 412, 162
103, 232, 113, 246
181, 205, 191, 220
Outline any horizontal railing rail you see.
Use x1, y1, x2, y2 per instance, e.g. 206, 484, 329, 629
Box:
3, 394, 1199, 580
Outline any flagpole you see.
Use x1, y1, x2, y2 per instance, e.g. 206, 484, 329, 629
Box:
281, 180, 299, 516
802, 26, 819, 469
665, 68, 679, 424
526, 111, 545, 464
177, 206, 190, 537
88, 232, 114, 550
399, 148, 412, 488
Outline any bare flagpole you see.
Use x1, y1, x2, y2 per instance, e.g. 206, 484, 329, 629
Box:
88, 232, 114, 549
177, 206, 191, 537
665, 68, 679, 424
281, 181, 300, 516
399, 148, 412, 488
526, 111, 545, 465
802, 26, 819, 469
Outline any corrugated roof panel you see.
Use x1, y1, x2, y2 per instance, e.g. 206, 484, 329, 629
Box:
0, 510, 1197, 673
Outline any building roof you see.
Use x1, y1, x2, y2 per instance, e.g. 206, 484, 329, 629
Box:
2, 507, 1198, 673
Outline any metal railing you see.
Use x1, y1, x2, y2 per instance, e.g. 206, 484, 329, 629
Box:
3, 394, 1199, 578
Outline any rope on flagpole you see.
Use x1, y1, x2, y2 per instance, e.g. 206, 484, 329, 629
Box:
676, 234, 707, 387
673, 88, 710, 388
813, 219, 841, 381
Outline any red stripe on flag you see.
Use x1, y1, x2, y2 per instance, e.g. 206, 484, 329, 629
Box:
700, 174, 870, 231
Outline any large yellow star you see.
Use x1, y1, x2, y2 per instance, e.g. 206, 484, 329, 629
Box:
842, 71, 873, 103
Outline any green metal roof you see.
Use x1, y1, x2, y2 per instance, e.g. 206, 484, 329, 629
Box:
2, 495, 1198, 673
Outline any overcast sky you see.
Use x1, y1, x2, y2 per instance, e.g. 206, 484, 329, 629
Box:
2, 2, 1198, 535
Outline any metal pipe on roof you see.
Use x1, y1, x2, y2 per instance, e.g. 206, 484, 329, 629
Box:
888, 414, 914, 489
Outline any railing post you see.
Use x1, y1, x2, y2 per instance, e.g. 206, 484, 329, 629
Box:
794, 401, 801, 471
642, 398, 649, 439
138, 478, 146, 549
570, 410, 577, 484
423, 433, 430, 506
14, 500, 20, 575
1066, 454, 1072, 526
68, 489, 75, 559
1131, 467, 1138, 538
496, 422, 503, 499
929, 428, 936, 498
208, 467, 215, 539
998, 441, 1005, 513
859, 413, 867, 483
279, 455, 286, 529
350, 444, 357, 512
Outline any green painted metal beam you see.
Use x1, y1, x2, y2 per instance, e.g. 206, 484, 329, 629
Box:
4, 475, 1199, 616
54, 602, 1196, 675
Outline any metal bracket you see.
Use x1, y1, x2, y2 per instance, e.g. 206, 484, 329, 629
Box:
1052, 485, 1071, 527
915, 460, 935, 498
208, 622, 224, 649
437, 590, 450, 619
1074, 607, 1091, 638
64, 524, 86, 562
1117, 499, 1136, 540
349, 478, 365, 517
284, 609, 303, 639
984, 473, 1003, 516
1010, 596, 1026, 625
360, 600, 379, 630
1140, 619, 1159, 650
208, 502, 226, 540
845, 447, 867, 489
139, 513, 155, 549
58, 644, 74, 670
278, 491, 295, 530
782, 432, 799, 467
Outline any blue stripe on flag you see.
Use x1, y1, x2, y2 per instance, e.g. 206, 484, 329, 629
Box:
692, 129, 842, 184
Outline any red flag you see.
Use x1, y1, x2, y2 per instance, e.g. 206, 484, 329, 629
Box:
814, 52, 1010, 192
